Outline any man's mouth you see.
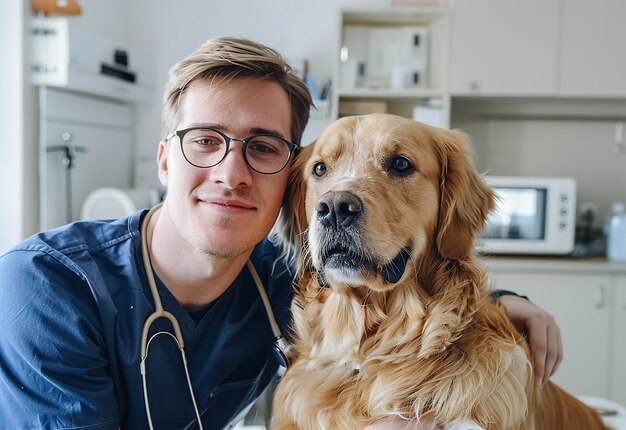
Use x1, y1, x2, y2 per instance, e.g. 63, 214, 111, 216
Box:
197, 196, 257, 214
210, 199, 255, 209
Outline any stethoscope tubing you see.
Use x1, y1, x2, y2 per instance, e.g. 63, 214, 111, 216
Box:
138, 203, 288, 429
139, 203, 204, 430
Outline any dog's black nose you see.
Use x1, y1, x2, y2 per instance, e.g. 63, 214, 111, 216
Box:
315, 191, 363, 229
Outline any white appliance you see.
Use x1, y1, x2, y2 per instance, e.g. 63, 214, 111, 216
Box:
81, 187, 161, 220
479, 176, 577, 255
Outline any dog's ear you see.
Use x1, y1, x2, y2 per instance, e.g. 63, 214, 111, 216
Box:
434, 130, 494, 260
272, 142, 313, 255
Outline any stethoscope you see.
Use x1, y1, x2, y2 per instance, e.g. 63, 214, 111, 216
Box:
139, 203, 290, 429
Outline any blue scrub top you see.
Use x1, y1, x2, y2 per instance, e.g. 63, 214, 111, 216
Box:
0, 210, 294, 429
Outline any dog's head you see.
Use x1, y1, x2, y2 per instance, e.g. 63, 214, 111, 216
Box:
277, 113, 494, 293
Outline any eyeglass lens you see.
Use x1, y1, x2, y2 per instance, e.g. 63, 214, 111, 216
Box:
180, 129, 291, 173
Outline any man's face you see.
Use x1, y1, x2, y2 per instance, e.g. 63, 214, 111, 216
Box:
157, 78, 292, 259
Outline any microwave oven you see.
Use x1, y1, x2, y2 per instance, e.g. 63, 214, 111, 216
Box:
478, 176, 577, 255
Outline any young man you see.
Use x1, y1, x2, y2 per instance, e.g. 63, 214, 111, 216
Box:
0, 37, 561, 429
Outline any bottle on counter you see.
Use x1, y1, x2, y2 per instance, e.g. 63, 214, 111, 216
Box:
606, 201, 626, 262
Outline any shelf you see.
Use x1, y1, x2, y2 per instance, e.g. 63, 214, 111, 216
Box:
333, 6, 451, 127
34, 67, 153, 103
451, 97, 626, 122
342, 6, 449, 25
337, 88, 446, 99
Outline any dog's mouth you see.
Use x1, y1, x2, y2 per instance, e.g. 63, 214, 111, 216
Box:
376, 247, 412, 284
320, 245, 412, 285
323, 246, 375, 271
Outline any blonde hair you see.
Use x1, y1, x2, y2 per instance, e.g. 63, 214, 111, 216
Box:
162, 36, 312, 145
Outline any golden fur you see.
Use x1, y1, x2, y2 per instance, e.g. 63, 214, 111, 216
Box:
272, 113, 606, 430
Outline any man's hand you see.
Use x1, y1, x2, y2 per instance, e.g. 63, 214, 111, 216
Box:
498, 294, 563, 388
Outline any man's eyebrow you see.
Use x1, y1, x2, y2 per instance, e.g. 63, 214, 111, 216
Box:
249, 127, 288, 139
186, 123, 288, 140
186, 122, 223, 130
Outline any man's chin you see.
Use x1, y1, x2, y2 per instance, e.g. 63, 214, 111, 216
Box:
202, 246, 249, 260
190, 234, 257, 260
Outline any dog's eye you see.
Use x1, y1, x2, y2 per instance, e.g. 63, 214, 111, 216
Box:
389, 156, 414, 176
313, 162, 327, 177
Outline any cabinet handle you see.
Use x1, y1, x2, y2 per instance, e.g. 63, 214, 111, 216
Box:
595, 285, 607, 309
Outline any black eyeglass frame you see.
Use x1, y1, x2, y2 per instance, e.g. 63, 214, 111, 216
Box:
165, 127, 298, 175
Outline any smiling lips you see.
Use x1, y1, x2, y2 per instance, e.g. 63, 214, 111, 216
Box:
200, 197, 256, 214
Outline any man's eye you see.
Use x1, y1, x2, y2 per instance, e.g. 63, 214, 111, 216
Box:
193, 137, 220, 146
249, 142, 277, 154
313, 162, 327, 177
388, 156, 414, 176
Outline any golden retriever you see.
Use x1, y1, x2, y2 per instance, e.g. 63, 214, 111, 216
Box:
272, 113, 606, 430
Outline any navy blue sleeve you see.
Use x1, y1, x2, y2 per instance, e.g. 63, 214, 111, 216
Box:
489, 289, 529, 301
0, 247, 119, 429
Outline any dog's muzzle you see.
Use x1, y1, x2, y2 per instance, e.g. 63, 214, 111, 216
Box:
313, 191, 411, 285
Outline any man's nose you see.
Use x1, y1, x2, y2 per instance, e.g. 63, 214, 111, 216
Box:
210, 141, 253, 188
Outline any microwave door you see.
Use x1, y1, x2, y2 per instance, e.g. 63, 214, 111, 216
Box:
485, 187, 548, 241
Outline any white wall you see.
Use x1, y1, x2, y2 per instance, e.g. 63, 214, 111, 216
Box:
0, 0, 38, 253
470, 118, 626, 222
127, 0, 389, 163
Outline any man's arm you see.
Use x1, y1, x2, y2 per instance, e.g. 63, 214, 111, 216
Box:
0, 249, 119, 429
496, 293, 563, 388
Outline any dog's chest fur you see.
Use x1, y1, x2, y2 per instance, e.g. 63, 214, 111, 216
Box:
281, 277, 436, 428
277, 275, 536, 430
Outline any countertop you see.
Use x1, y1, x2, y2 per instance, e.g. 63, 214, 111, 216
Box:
480, 256, 626, 275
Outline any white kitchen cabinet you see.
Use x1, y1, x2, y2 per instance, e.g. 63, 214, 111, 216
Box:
40, 87, 133, 230
333, 7, 451, 127
611, 276, 626, 406
449, 0, 560, 96
559, 0, 626, 97
490, 271, 612, 398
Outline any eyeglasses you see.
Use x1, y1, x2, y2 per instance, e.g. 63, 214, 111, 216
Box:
165, 127, 298, 174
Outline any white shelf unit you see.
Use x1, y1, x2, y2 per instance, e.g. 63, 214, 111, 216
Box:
332, 7, 451, 128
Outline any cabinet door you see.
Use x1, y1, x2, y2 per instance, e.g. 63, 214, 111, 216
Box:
41, 88, 133, 230
559, 0, 626, 96
492, 272, 612, 398
611, 276, 626, 406
449, 0, 560, 96
43, 123, 133, 229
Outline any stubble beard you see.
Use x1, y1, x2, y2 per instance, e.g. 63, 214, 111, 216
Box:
189, 215, 259, 260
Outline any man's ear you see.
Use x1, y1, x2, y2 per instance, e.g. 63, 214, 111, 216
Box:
156, 140, 169, 187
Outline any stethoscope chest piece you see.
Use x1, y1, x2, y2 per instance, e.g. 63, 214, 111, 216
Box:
273, 336, 291, 369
